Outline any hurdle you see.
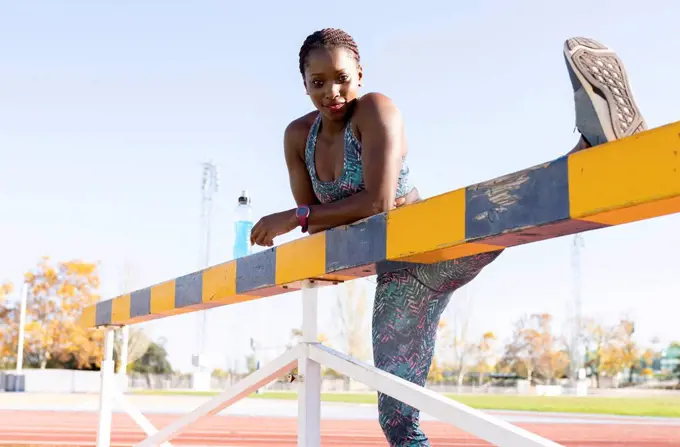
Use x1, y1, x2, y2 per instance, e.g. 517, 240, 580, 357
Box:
80, 119, 680, 447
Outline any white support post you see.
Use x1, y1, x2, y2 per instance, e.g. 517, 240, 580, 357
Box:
96, 328, 116, 447
297, 280, 321, 447
309, 344, 563, 447
118, 326, 129, 374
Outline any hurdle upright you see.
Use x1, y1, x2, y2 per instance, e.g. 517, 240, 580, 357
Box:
80, 119, 680, 447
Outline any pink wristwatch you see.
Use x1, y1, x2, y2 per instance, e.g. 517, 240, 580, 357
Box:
295, 205, 310, 233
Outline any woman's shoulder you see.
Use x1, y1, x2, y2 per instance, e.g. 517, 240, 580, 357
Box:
285, 111, 317, 139
353, 92, 402, 125
284, 111, 317, 156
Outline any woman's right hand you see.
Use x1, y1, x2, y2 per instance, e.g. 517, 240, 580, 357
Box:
393, 188, 420, 209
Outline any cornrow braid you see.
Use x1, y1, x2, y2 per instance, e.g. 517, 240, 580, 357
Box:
298, 28, 361, 77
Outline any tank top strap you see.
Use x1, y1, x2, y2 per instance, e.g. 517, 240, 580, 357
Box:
304, 113, 322, 180
343, 117, 362, 161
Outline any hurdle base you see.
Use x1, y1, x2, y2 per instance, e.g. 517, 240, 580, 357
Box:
95, 280, 565, 447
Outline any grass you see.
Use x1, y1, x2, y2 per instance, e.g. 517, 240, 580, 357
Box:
132, 389, 680, 418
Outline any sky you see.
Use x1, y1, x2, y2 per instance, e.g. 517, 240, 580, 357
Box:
1, 0, 679, 373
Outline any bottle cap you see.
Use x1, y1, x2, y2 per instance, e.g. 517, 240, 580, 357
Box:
238, 189, 250, 205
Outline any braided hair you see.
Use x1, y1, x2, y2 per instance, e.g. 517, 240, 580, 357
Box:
298, 28, 361, 78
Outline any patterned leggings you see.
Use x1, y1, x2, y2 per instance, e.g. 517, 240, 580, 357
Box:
372, 250, 503, 446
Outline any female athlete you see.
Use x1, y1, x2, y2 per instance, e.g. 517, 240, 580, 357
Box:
249, 29, 646, 446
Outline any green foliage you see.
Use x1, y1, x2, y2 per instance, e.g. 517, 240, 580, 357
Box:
130, 339, 173, 375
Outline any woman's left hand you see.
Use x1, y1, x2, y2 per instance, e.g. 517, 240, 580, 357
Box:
250, 209, 298, 247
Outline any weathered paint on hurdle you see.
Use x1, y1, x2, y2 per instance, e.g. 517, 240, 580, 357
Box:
80, 119, 680, 330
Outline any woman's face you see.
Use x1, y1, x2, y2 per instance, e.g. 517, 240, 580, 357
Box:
303, 47, 362, 121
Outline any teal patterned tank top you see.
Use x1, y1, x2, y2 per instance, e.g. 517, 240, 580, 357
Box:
304, 113, 413, 204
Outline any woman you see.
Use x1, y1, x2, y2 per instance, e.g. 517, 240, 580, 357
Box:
250, 29, 646, 446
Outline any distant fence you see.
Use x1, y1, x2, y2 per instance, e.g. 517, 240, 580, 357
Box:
127, 372, 525, 394
6, 368, 678, 397
0, 369, 126, 393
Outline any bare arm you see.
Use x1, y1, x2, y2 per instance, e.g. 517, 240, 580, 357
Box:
282, 119, 325, 233
304, 93, 405, 229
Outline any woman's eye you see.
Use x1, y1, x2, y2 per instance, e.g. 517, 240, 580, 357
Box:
313, 80, 324, 87
338, 75, 349, 83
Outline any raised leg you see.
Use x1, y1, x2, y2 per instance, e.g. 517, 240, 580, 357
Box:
372, 252, 501, 446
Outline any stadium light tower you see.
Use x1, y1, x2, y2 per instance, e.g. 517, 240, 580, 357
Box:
195, 161, 219, 368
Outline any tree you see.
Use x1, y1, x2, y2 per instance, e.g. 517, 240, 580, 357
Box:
617, 319, 639, 383
640, 348, 656, 370
474, 331, 497, 385
500, 313, 568, 384
603, 318, 639, 383
113, 327, 151, 372
582, 318, 612, 388
428, 355, 444, 383
0, 281, 15, 368
582, 317, 641, 386
131, 338, 173, 387
22, 257, 103, 369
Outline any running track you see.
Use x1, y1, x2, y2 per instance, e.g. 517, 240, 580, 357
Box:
1, 410, 679, 446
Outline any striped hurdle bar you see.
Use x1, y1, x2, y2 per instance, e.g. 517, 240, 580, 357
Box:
82, 119, 680, 447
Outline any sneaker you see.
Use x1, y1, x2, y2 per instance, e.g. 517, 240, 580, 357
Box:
563, 37, 646, 147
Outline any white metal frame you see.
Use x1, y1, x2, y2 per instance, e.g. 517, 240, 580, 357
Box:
95, 279, 565, 447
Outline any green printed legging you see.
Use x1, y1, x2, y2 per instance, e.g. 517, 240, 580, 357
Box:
372, 250, 502, 446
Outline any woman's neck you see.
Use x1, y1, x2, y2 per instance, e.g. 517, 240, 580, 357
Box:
319, 100, 356, 134
319, 115, 348, 134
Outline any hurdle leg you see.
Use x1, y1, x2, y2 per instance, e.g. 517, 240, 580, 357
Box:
96, 328, 116, 447
134, 346, 300, 447
309, 344, 564, 447
113, 389, 173, 447
298, 279, 321, 447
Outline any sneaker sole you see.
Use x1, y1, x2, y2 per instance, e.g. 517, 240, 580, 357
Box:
563, 37, 646, 146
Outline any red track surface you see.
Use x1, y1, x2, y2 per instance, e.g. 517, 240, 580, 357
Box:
0, 410, 678, 446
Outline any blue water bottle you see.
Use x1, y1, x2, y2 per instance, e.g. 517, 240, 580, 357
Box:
233, 190, 253, 259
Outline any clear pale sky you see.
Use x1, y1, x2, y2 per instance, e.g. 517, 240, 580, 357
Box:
2, 1, 679, 372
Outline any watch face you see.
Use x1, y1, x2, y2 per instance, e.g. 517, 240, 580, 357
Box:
296, 206, 309, 218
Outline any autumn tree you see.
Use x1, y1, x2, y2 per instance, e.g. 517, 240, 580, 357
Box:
617, 319, 640, 383
501, 313, 569, 384
0, 281, 15, 368
640, 348, 657, 370
582, 317, 612, 388
474, 331, 497, 385
427, 320, 449, 384
600, 319, 640, 383
428, 355, 444, 383
22, 257, 104, 369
